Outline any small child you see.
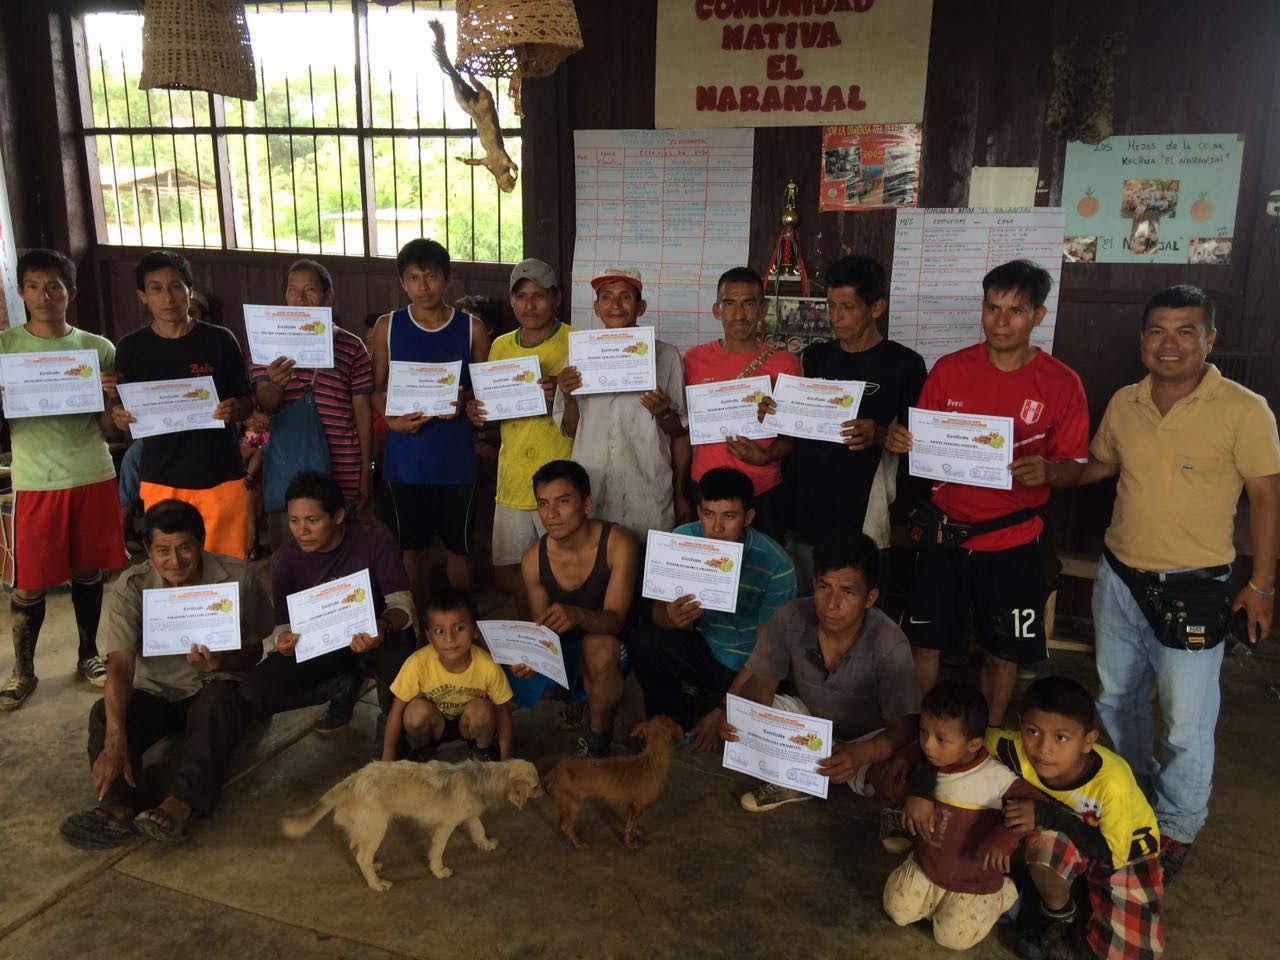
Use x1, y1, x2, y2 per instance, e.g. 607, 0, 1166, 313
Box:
908, 677, 1165, 960
382, 588, 514, 762
883, 681, 1046, 951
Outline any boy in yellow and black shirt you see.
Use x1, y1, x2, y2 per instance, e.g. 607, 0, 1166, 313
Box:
907, 676, 1163, 960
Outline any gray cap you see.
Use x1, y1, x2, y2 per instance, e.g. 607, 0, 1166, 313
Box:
509, 258, 557, 293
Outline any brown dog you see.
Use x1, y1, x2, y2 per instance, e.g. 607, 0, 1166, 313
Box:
543, 715, 684, 850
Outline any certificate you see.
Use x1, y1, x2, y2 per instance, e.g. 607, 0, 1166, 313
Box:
0, 350, 104, 418
386, 360, 462, 417
908, 407, 1015, 491
642, 529, 744, 614
477, 620, 570, 690
567, 326, 657, 395
243, 304, 335, 368
141, 582, 241, 658
764, 373, 865, 443
117, 377, 222, 439
722, 693, 834, 800
287, 569, 378, 664
469, 356, 546, 422
685, 376, 776, 446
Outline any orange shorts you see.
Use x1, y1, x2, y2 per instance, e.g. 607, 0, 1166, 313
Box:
10, 478, 127, 591
139, 478, 249, 559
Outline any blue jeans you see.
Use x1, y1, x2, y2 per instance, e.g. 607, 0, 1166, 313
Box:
1093, 557, 1225, 843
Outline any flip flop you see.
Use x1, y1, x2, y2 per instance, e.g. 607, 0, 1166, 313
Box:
59, 809, 140, 850
132, 806, 190, 843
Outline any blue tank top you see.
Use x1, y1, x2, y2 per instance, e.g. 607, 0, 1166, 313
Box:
384, 305, 477, 485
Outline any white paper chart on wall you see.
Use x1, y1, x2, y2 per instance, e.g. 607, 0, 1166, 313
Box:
571, 128, 755, 349
889, 208, 1067, 369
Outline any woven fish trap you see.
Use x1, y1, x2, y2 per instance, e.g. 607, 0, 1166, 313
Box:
138, 0, 258, 101
455, 0, 583, 79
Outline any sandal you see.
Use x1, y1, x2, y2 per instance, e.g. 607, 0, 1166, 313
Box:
59, 808, 140, 850
132, 806, 190, 843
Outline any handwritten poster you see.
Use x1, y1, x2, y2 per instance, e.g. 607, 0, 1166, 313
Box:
889, 208, 1066, 369
571, 128, 755, 349
654, 0, 934, 129
820, 124, 922, 211
1061, 133, 1245, 264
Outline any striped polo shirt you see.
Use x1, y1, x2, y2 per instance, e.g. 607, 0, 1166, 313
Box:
251, 325, 373, 502
672, 522, 797, 669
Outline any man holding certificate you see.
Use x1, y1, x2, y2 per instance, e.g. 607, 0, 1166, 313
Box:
0, 249, 126, 709
112, 251, 254, 559
554, 267, 692, 539
513, 460, 638, 758
252, 259, 375, 523
885, 260, 1089, 728
629, 468, 796, 750
370, 240, 490, 618
683, 267, 800, 542
59, 500, 272, 848
237, 472, 416, 752
720, 536, 919, 814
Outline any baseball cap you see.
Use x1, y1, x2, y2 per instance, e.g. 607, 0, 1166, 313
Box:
509, 258, 558, 293
590, 267, 643, 295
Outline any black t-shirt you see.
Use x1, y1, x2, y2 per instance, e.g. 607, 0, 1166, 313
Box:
116, 321, 250, 489
790, 338, 927, 545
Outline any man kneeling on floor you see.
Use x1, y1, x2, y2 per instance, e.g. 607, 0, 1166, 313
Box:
60, 500, 272, 848
720, 534, 919, 814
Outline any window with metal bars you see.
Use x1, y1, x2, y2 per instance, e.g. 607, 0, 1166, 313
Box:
77, 0, 523, 262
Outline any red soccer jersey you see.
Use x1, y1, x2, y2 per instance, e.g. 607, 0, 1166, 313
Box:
916, 343, 1088, 551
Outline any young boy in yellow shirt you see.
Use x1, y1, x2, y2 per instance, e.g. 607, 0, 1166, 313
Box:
382, 589, 514, 762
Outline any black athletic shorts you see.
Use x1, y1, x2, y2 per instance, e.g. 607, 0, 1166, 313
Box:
904, 539, 1050, 665
385, 481, 474, 554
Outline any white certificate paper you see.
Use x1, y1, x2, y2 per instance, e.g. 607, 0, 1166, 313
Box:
386, 360, 462, 417
907, 407, 1014, 491
722, 693, 834, 800
0, 350, 104, 418
287, 569, 378, 664
243, 304, 335, 368
141, 582, 241, 658
567, 326, 657, 395
764, 373, 865, 443
117, 377, 222, 439
685, 376, 776, 446
642, 529, 744, 614
477, 620, 570, 690
469, 356, 546, 422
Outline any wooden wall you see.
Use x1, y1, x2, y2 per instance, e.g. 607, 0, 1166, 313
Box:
3, 0, 1279, 558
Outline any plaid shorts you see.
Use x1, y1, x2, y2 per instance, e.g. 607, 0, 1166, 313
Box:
1025, 830, 1164, 960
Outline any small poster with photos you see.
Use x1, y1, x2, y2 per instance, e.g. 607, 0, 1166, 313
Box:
820, 124, 922, 212
763, 296, 831, 354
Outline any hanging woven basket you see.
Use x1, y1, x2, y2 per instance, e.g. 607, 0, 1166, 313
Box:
138, 0, 258, 101
455, 0, 583, 79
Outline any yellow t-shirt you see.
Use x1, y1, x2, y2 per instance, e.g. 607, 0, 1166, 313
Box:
1091, 364, 1280, 570
489, 322, 575, 510
390, 645, 513, 718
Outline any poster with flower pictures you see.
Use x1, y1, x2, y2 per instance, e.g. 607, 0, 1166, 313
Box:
1060, 133, 1244, 264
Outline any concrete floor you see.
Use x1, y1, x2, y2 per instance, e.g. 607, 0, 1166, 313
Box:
1, 574, 1278, 960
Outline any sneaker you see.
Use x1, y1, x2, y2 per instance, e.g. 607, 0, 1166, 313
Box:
576, 733, 612, 758
314, 698, 356, 735
77, 656, 107, 687
558, 699, 585, 731
0, 674, 38, 711
879, 806, 913, 854
1159, 837, 1193, 884
739, 782, 814, 813
1015, 906, 1074, 960
470, 743, 500, 762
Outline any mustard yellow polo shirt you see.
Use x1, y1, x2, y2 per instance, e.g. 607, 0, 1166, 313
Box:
1091, 364, 1280, 571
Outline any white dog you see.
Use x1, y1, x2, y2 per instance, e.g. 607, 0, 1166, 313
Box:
282, 758, 542, 891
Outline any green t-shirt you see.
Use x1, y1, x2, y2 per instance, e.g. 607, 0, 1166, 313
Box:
0, 324, 116, 491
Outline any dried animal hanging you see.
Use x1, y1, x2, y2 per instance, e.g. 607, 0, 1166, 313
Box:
138, 0, 257, 101
430, 20, 519, 194
1045, 34, 1124, 145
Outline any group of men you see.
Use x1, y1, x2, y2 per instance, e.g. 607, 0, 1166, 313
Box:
1, 241, 1276, 919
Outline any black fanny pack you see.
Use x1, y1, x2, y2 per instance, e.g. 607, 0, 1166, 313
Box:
906, 502, 1037, 551
1103, 548, 1231, 652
